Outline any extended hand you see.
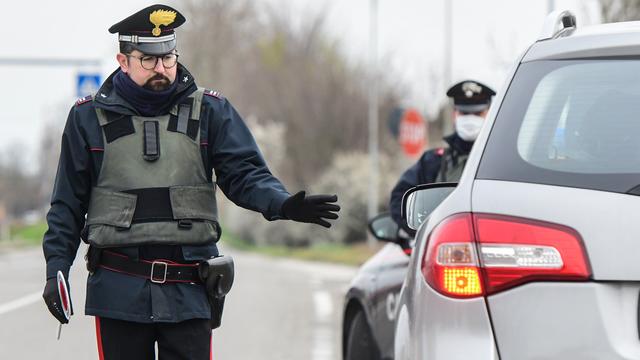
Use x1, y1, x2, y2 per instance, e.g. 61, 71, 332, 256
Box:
282, 191, 340, 228
42, 277, 72, 324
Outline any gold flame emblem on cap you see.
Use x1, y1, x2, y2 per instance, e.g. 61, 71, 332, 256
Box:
149, 9, 177, 36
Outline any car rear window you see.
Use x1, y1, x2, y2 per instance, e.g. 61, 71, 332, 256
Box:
477, 59, 640, 194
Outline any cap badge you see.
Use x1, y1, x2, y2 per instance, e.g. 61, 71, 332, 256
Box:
462, 82, 482, 98
149, 9, 177, 36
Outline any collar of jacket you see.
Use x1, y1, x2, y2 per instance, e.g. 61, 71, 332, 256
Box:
443, 132, 474, 155
93, 63, 198, 116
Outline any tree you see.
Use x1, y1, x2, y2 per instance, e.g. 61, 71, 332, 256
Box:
178, 0, 403, 188
0, 142, 42, 218
600, 0, 640, 22
177, 0, 407, 245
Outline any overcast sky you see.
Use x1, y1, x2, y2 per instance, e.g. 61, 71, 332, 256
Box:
0, 0, 601, 171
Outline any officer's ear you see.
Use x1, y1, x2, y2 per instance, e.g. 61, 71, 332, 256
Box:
116, 53, 129, 73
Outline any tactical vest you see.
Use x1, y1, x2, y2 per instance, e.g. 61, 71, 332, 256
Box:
436, 149, 469, 183
85, 88, 220, 248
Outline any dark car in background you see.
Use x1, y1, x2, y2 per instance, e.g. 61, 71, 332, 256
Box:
342, 213, 411, 360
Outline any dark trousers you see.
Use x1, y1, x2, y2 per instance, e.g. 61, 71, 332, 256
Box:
95, 317, 212, 360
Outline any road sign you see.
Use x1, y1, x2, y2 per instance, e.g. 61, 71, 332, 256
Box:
76, 73, 101, 98
399, 108, 426, 158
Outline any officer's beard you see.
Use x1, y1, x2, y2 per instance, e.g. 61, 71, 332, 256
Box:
144, 74, 172, 91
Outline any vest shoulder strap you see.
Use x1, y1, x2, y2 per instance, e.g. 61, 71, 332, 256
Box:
95, 107, 124, 126
168, 87, 205, 119
189, 87, 206, 121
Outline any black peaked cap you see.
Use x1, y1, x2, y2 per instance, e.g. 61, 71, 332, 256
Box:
446, 80, 496, 113
109, 4, 186, 55
109, 4, 185, 35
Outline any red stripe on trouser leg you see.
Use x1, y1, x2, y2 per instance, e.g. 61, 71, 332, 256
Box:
95, 317, 105, 360
210, 333, 213, 360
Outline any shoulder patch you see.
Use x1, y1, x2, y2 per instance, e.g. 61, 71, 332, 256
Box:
203, 89, 222, 99
75, 95, 93, 106
436, 147, 445, 156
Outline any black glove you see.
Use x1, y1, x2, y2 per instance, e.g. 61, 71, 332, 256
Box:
282, 191, 340, 228
43, 277, 72, 324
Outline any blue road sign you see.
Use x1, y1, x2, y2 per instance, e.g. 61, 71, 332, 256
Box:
76, 73, 102, 98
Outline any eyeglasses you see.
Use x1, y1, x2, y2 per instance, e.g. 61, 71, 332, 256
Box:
127, 52, 179, 70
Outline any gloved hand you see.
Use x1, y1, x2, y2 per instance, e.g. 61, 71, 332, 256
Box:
281, 191, 340, 228
42, 277, 72, 324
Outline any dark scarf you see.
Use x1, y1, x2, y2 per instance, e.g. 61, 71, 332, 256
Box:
112, 70, 178, 116
444, 133, 474, 155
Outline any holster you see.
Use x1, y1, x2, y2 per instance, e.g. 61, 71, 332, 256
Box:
198, 256, 234, 329
85, 246, 102, 274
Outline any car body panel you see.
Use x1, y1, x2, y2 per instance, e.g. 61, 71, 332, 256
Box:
394, 178, 499, 360
488, 282, 640, 359
407, 279, 498, 360
343, 242, 409, 359
524, 22, 640, 62
370, 245, 409, 358
472, 180, 640, 281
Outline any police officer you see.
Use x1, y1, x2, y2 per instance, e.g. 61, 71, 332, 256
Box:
41, 4, 340, 359
389, 80, 495, 225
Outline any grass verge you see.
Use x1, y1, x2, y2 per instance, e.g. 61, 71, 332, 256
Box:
1, 222, 47, 248
221, 231, 381, 267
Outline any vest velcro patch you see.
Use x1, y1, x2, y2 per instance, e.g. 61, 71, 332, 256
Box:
123, 187, 173, 222
168, 98, 199, 140
168, 116, 199, 140
203, 89, 222, 99
76, 95, 93, 106
103, 115, 135, 143
143, 121, 160, 161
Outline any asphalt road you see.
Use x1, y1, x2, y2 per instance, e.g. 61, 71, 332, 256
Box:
0, 243, 357, 359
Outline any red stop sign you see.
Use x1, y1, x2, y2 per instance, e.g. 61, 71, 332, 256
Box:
399, 108, 426, 158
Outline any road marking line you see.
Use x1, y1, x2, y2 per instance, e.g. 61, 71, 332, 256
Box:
313, 291, 333, 320
312, 290, 334, 360
0, 291, 42, 315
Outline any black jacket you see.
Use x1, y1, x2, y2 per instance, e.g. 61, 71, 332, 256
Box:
389, 133, 473, 225
43, 64, 290, 322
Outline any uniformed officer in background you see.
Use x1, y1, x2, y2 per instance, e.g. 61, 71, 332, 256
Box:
41, 4, 340, 359
389, 80, 495, 225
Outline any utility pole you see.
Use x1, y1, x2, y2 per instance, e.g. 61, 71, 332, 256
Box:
0, 203, 8, 242
367, 0, 379, 247
443, 0, 454, 135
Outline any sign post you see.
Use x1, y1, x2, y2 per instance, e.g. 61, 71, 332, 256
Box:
0, 203, 8, 242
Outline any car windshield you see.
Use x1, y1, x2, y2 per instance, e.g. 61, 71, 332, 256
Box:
478, 58, 640, 194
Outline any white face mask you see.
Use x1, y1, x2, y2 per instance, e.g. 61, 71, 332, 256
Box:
455, 114, 485, 141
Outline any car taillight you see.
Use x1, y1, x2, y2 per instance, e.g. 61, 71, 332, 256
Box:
421, 213, 591, 298
422, 214, 484, 298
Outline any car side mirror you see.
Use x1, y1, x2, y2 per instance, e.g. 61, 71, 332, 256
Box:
368, 213, 399, 243
401, 183, 457, 231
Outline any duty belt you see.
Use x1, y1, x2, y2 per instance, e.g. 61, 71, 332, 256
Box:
98, 251, 201, 284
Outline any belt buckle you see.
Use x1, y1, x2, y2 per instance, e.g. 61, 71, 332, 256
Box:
150, 261, 168, 284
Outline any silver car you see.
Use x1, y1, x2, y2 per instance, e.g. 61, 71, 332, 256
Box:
394, 10, 640, 360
